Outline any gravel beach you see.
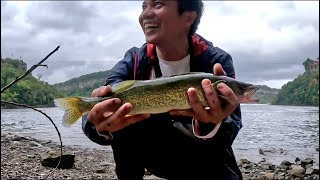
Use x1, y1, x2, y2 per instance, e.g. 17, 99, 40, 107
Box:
1, 133, 319, 180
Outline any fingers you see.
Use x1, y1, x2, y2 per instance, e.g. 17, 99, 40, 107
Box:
94, 102, 150, 132
92, 85, 112, 97
187, 87, 210, 121
217, 83, 239, 112
202, 79, 219, 112
88, 98, 122, 124
213, 63, 226, 76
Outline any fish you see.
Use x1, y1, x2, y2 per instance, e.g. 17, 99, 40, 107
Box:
54, 72, 259, 127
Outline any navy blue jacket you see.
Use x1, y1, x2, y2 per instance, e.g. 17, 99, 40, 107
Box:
82, 34, 243, 180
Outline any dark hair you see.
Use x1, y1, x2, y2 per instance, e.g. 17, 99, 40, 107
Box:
177, 0, 204, 35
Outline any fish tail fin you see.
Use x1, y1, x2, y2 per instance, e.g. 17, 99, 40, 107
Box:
54, 97, 85, 127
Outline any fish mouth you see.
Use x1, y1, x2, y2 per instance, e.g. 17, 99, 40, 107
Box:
241, 85, 259, 103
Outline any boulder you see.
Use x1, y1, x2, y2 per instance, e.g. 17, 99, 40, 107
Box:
301, 158, 313, 168
280, 160, 291, 166
40, 150, 75, 169
288, 165, 305, 177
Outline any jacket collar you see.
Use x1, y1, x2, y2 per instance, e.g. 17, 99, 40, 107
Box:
146, 34, 210, 60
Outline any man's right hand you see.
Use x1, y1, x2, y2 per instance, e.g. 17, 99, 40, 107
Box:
88, 85, 150, 133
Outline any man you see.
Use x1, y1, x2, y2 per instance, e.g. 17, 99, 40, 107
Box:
82, 0, 243, 179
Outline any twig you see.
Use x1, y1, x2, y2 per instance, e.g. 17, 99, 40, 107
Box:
1, 46, 60, 93
1, 46, 62, 179
1, 100, 63, 178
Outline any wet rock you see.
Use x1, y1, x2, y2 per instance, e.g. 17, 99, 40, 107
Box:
95, 168, 106, 173
265, 172, 274, 179
40, 151, 75, 169
239, 159, 251, 165
301, 158, 314, 168
259, 149, 265, 155
281, 160, 292, 166
259, 158, 266, 163
288, 165, 305, 177
295, 157, 301, 163
260, 163, 272, 170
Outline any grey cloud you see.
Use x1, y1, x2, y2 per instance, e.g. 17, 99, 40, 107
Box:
1, 1, 318, 88
25, 2, 97, 34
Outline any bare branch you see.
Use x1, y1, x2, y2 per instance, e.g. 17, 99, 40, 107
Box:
1, 46, 60, 93
1, 100, 63, 177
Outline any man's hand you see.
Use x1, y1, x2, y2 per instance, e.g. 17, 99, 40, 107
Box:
88, 85, 150, 133
169, 63, 239, 125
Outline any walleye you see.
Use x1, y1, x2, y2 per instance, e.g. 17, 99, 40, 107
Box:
54, 72, 259, 127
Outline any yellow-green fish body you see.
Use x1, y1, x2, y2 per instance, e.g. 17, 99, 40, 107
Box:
54, 72, 259, 127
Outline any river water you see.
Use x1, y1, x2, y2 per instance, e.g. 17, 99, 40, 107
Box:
1, 104, 319, 166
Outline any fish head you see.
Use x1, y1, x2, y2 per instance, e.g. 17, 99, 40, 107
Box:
225, 81, 260, 103
238, 83, 260, 103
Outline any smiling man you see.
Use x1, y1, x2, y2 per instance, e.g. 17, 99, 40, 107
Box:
82, 0, 243, 179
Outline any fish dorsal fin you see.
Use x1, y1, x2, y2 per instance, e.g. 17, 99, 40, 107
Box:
111, 80, 137, 94
161, 72, 204, 78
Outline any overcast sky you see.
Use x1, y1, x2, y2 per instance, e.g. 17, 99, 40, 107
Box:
1, 1, 319, 89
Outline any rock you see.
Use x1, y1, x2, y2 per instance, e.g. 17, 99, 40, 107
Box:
260, 163, 272, 170
95, 169, 106, 173
265, 172, 274, 180
295, 157, 300, 163
305, 167, 316, 175
259, 158, 266, 163
239, 159, 251, 164
145, 169, 152, 175
28, 141, 43, 147
100, 162, 115, 167
259, 149, 265, 155
301, 158, 313, 168
40, 151, 75, 169
243, 163, 253, 169
288, 165, 305, 177
281, 160, 291, 166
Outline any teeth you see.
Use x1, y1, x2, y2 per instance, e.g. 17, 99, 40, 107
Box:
144, 23, 158, 29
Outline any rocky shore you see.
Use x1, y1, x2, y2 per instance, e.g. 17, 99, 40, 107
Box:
1, 133, 319, 180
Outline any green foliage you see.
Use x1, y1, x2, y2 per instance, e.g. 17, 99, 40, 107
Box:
53, 70, 110, 97
1, 58, 65, 108
272, 71, 319, 106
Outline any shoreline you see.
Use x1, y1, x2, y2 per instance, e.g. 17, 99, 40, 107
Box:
1, 132, 319, 180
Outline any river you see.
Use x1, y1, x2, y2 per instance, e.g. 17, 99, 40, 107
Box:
1, 104, 319, 166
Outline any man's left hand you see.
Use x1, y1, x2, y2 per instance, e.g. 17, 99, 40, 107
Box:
169, 63, 239, 125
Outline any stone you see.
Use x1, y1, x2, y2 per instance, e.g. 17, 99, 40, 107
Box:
259, 149, 265, 155
295, 157, 300, 162
265, 172, 274, 180
288, 165, 305, 177
301, 158, 313, 168
40, 151, 75, 169
260, 163, 271, 170
281, 160, 291, 166
239, 159, 250, 164
305, 167, 315, 175
95, 169, 106, 173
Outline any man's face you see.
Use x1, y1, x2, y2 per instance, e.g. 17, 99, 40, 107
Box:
139, 0, 188, 45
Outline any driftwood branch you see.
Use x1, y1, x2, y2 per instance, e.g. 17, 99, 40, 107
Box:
1, 46, 62, 178
1, 101, 63, 175
1, 46, 60, 93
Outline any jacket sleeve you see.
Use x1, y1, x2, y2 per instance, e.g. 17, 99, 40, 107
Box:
81, 47, 138, 146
